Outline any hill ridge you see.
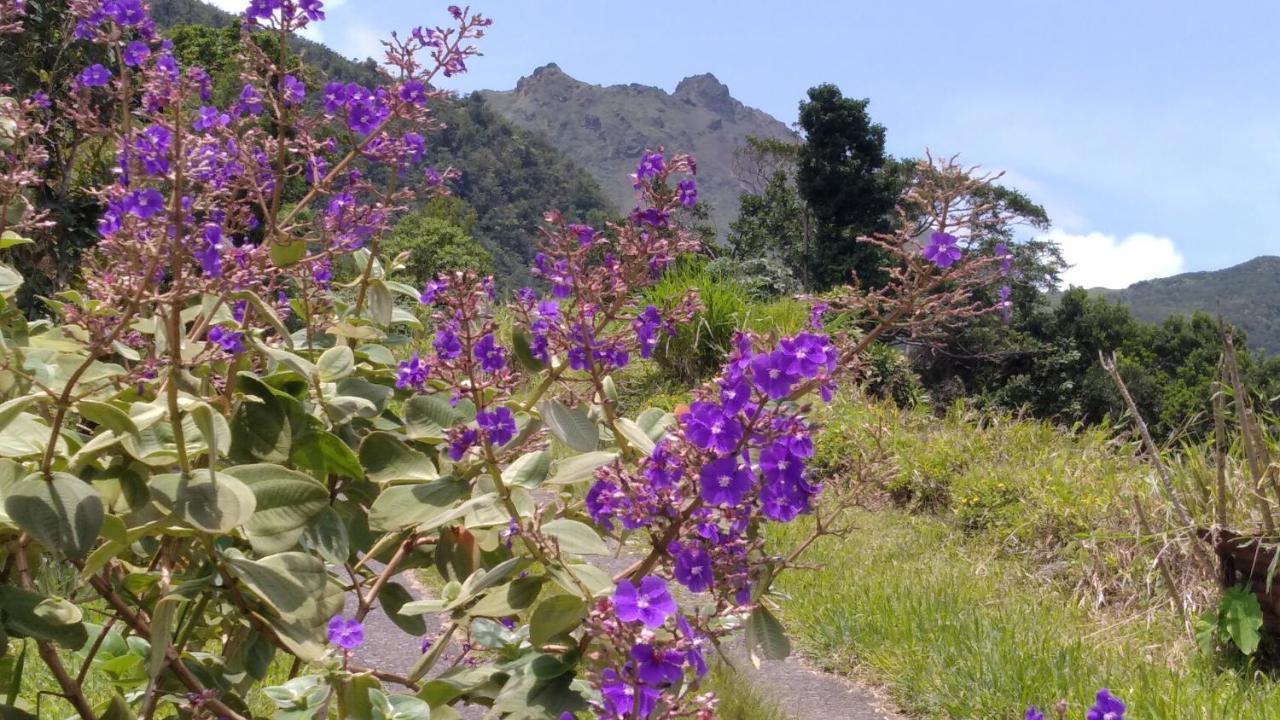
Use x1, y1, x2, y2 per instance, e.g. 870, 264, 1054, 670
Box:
482, 65, 798, 236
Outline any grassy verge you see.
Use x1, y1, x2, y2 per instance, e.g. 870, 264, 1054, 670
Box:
706, 662, 794, 720
768, 509, 1280, 719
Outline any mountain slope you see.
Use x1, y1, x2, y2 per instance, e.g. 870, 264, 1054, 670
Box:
1094, 255, 1280, 354
152, 0, 614, 288
481, 64, 797, 236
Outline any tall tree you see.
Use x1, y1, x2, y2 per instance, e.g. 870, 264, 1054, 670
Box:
795, 84, 901, 290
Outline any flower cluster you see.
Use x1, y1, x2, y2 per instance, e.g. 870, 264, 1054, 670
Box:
581, 576, 715, 720
1026, 689, 1125, 720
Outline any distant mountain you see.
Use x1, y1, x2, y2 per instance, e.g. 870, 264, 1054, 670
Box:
1092, 256, 1280, 354
481, 64, 797, 237
152, 0, 615, 288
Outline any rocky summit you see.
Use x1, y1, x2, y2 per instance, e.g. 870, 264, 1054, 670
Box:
482, 63, 797, 237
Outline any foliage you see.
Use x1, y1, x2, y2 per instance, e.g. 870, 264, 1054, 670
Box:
1197, 586, 1266, 657
726, 168, 812, 286
0, 5, 1011, 717
1098, 255, 1280, 356
768, 509, 1280, 720
704, 255, 800, 301
794, 84, 903, 290
917, 287, 1280, 440
382, 203, 492, 285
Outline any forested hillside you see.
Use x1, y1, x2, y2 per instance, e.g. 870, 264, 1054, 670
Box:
1093, 255, 1280, 355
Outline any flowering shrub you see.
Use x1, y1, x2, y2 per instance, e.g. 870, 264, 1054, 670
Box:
0, 2, 1013, 718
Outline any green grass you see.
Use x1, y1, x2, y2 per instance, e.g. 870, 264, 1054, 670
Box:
768, 509, 1280, 720
705, 663, 794, 720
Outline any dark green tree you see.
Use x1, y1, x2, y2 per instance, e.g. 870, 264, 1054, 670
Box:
382, 202, 492, 285
795, 84, 902, 290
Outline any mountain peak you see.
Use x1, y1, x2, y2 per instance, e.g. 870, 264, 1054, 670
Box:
674, 73, 735, 116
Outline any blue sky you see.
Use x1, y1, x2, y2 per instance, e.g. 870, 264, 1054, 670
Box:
212, 0, 1279, 288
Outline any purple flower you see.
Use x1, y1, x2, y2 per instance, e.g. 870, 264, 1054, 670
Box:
750, 351, 799, 400
433, 328, 462, 360
237, 84, 263, 116
77, 64, 112, 88
643, 440, 682, 490
193, 105, 230, 132
103, 0, 146, 26
280, 74, 305, 106
133, 124, 171, 176
995, 241, 1012, 274
760, 441, 804, 485
678, 615, 708, 678
122, 40, 150, 67
568, 223, 595, 246
997, 284, 1012, 323
195, 225, 222, 278
326, 615, 364, 650
399, 80, 427, 105
474, 333, 507, 374
322, 82, 347, 113
124, 188, 165, 219
477, 406, 517, 446
635, 151, 665, 184
632, 305, 663, 359
719, 374, 751, 414
448, 427, 477, 461
922, 231, 962, 269
808, 303, 828, 330
631, 207, 669, 228
347, 96, 387, 135
600, 668, 659, 719
402, 132, 426, 164
681, 402, 742, 455
673, 543, 713, 592
424, 167, 443, 186
677, 178, 698, 208
396, 353, 430, 391
698, 456, 754, 506
1025, 708, 1044, 720
613, 576, 676, 628
207, 326, 244, 356
312, 259, 332, 287
631, 643, 685, 685
779, 333, 834, 379
29, 91, 51, 109
1086, 689, 1126, 720
419, 279, 447, 305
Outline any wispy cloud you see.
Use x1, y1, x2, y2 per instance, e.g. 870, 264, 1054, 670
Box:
1048, 229, 1185, 289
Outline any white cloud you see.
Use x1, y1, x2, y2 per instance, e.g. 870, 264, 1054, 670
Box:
1047, 229, 1185, 289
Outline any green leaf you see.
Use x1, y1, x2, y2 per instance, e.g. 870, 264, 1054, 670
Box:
468, 576, 546, 618
301, 507, 350, 565
0, 396, 37, 435
292, 426, 364, 480
188, 401, 230, 465
541, 518, 609, 556
367, 480, 466, 532
224, 464, 329, 553
367, 280, 394, 327
317, 345, 355, 382
0, 586, 88, 648
150, 472, 257, 533
230, 374, 291, 463
546, 452, 617, 486
0, 231, 33, 250
259, 344, 318, 378
4, 473, 104, 559
540, 401, 599, 452
403, 394, 460, 441
147, 596, 181, 679
270, 238, 306, 267
745, 604, 791, 667
379, 582, 427, 636
0, 264, 22, 298
510, 329, 546, 372
613, 418, 656, 456
528, 595, 586, 646
99, 694, 137, 720
1220, 585, 1264, 655
502, 450, 551, 489
360, 432, 438, 484
223, 550, 343, 628
77, 401, 139, 437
